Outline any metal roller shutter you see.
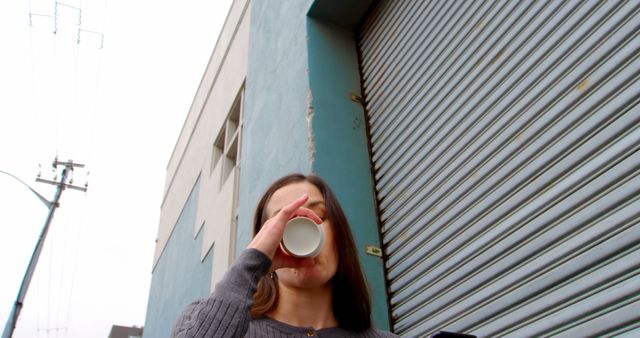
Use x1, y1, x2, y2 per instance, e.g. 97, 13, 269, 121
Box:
357, 0, 640, 336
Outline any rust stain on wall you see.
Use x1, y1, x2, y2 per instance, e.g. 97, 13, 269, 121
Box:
577, 78, 590, 92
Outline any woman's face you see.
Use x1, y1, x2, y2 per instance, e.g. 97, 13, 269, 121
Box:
265, 181, 339, 289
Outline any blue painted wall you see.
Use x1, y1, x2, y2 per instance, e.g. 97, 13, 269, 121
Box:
236, 0, 315, 254
143, 178, 212, 338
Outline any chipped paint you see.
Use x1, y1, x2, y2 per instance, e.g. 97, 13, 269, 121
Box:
307, 88, 316, 165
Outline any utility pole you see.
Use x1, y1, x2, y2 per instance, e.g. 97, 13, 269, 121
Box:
2, 158, 87, 338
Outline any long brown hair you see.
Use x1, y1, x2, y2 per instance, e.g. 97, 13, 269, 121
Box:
250, 173, 372, 332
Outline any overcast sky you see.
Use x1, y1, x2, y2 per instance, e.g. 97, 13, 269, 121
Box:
0, 0, 232, 337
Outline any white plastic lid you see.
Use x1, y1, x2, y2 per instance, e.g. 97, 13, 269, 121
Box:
282, 217, 324, 258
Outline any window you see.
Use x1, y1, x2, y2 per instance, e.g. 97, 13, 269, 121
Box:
212, 131, 224, 170
222, 95, 241, 181
211, 87, 244, 186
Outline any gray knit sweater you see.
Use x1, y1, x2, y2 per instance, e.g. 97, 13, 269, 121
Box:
171, 249, 398, 338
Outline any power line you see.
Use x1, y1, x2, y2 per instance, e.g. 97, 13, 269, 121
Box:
29, 1, 104, 48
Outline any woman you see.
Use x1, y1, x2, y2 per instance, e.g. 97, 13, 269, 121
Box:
171, 174, 397, 337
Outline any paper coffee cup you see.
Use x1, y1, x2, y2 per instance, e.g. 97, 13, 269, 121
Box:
281, 217, 324, 258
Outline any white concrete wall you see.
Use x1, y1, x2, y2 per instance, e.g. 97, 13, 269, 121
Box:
153, 0, 250, 290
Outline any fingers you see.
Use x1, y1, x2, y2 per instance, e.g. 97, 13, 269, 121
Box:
248, 194, 313, 260
275, 194, 310, 223
289, 207, 323, 225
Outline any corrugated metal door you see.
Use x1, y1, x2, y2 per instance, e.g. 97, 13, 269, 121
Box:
357, 0, 640, 336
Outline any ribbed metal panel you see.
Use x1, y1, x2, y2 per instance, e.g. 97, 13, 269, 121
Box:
357, 0, 640, 336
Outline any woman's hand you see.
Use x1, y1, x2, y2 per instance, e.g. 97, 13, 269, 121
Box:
248, 194, 322, 270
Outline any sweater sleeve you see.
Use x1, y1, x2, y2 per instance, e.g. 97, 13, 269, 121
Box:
170, 249, 272, 338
